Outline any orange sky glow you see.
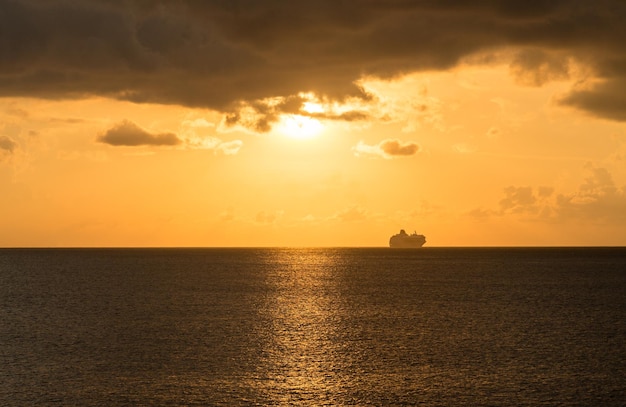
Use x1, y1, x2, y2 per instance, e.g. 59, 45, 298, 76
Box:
1, 1, 626, 247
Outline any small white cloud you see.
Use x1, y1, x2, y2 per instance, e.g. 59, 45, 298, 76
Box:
453, 143, 476, 154
217, 140, 243, 155
184, 136, 242, 155
184, 118, 215, 128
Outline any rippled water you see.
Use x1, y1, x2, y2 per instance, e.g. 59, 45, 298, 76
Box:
1, 248, 625, 405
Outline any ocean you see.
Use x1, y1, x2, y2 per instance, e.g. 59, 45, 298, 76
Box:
1, 247, 625, 406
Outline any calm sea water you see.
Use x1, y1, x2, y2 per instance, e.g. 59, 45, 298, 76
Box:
1, 247, 625, 406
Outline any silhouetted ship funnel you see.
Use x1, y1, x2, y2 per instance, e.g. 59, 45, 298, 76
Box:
389, 229, 426, 248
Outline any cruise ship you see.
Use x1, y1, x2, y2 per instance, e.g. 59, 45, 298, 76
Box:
389, 229, 426, 248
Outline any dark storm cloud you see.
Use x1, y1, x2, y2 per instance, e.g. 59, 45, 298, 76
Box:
509, 49, 570, 86
560, 79, 626, 122
2, 0, 626, 121
98, 120, 181, 146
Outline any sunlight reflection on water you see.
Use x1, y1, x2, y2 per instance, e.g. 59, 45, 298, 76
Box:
254, 249, 346, 405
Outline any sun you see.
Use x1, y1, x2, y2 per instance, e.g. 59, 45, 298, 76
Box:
278, 114, 324, 140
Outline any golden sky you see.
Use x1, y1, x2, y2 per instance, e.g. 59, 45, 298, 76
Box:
1, 1, 626, 247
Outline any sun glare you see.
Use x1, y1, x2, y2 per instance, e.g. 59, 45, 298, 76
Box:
279, 115, 324, 139
302, 101, 325, 114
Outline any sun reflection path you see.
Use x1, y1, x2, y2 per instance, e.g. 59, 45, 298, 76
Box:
254, 249, 349, 405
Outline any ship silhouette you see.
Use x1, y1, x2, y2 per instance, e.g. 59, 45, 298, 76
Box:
389, 229, 426, 248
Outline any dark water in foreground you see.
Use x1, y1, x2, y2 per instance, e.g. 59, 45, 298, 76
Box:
1, 247, 625, 406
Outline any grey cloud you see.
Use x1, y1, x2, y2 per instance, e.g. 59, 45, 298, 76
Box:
0, 135, 18, 153
475, 166, 625, 224
223, 95, 369, 133
537, 186, 555, 198
469, 185, 554, 220
354, 139, 420, 159
555, 166, 626, 222
499, 186, 538, 213
497, 185, 558, 217
560, 79, 626, 121
510, 49, 570, 86
98, 120, 181, 146
309, 110, 371, 122
223, 95, 305, 133
2, 1, 626, 121
379, 139, 420, 156
333, 206, 368, 222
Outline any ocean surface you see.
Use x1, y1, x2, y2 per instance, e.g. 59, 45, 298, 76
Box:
1, 247, 625, 406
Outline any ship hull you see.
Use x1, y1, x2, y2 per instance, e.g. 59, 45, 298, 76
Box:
389, 236, 426, 248
389, 240, 425, 248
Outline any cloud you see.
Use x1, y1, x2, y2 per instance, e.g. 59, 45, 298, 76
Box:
499, 186, 538, 213
486, 126, 501, 139
471, 166, 626, 225
99, 119, 243, 153
255, 210, 284, 225
179, 114, 243, 154
221, 96, 303, 133
220, 94, 369, 134
332, 206, 369, 222
560, 79, 626, 121
2, 1, 626, 123
181, 135, 243, 155
509, 49, 570, 87
555, 166, 626, 222
0, 135, 18, 153
354, 139, 420, 159
466, 185, 555, 220
182, 118, 214, 129
216, 140, 243, 155
98, 120, 181, 146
